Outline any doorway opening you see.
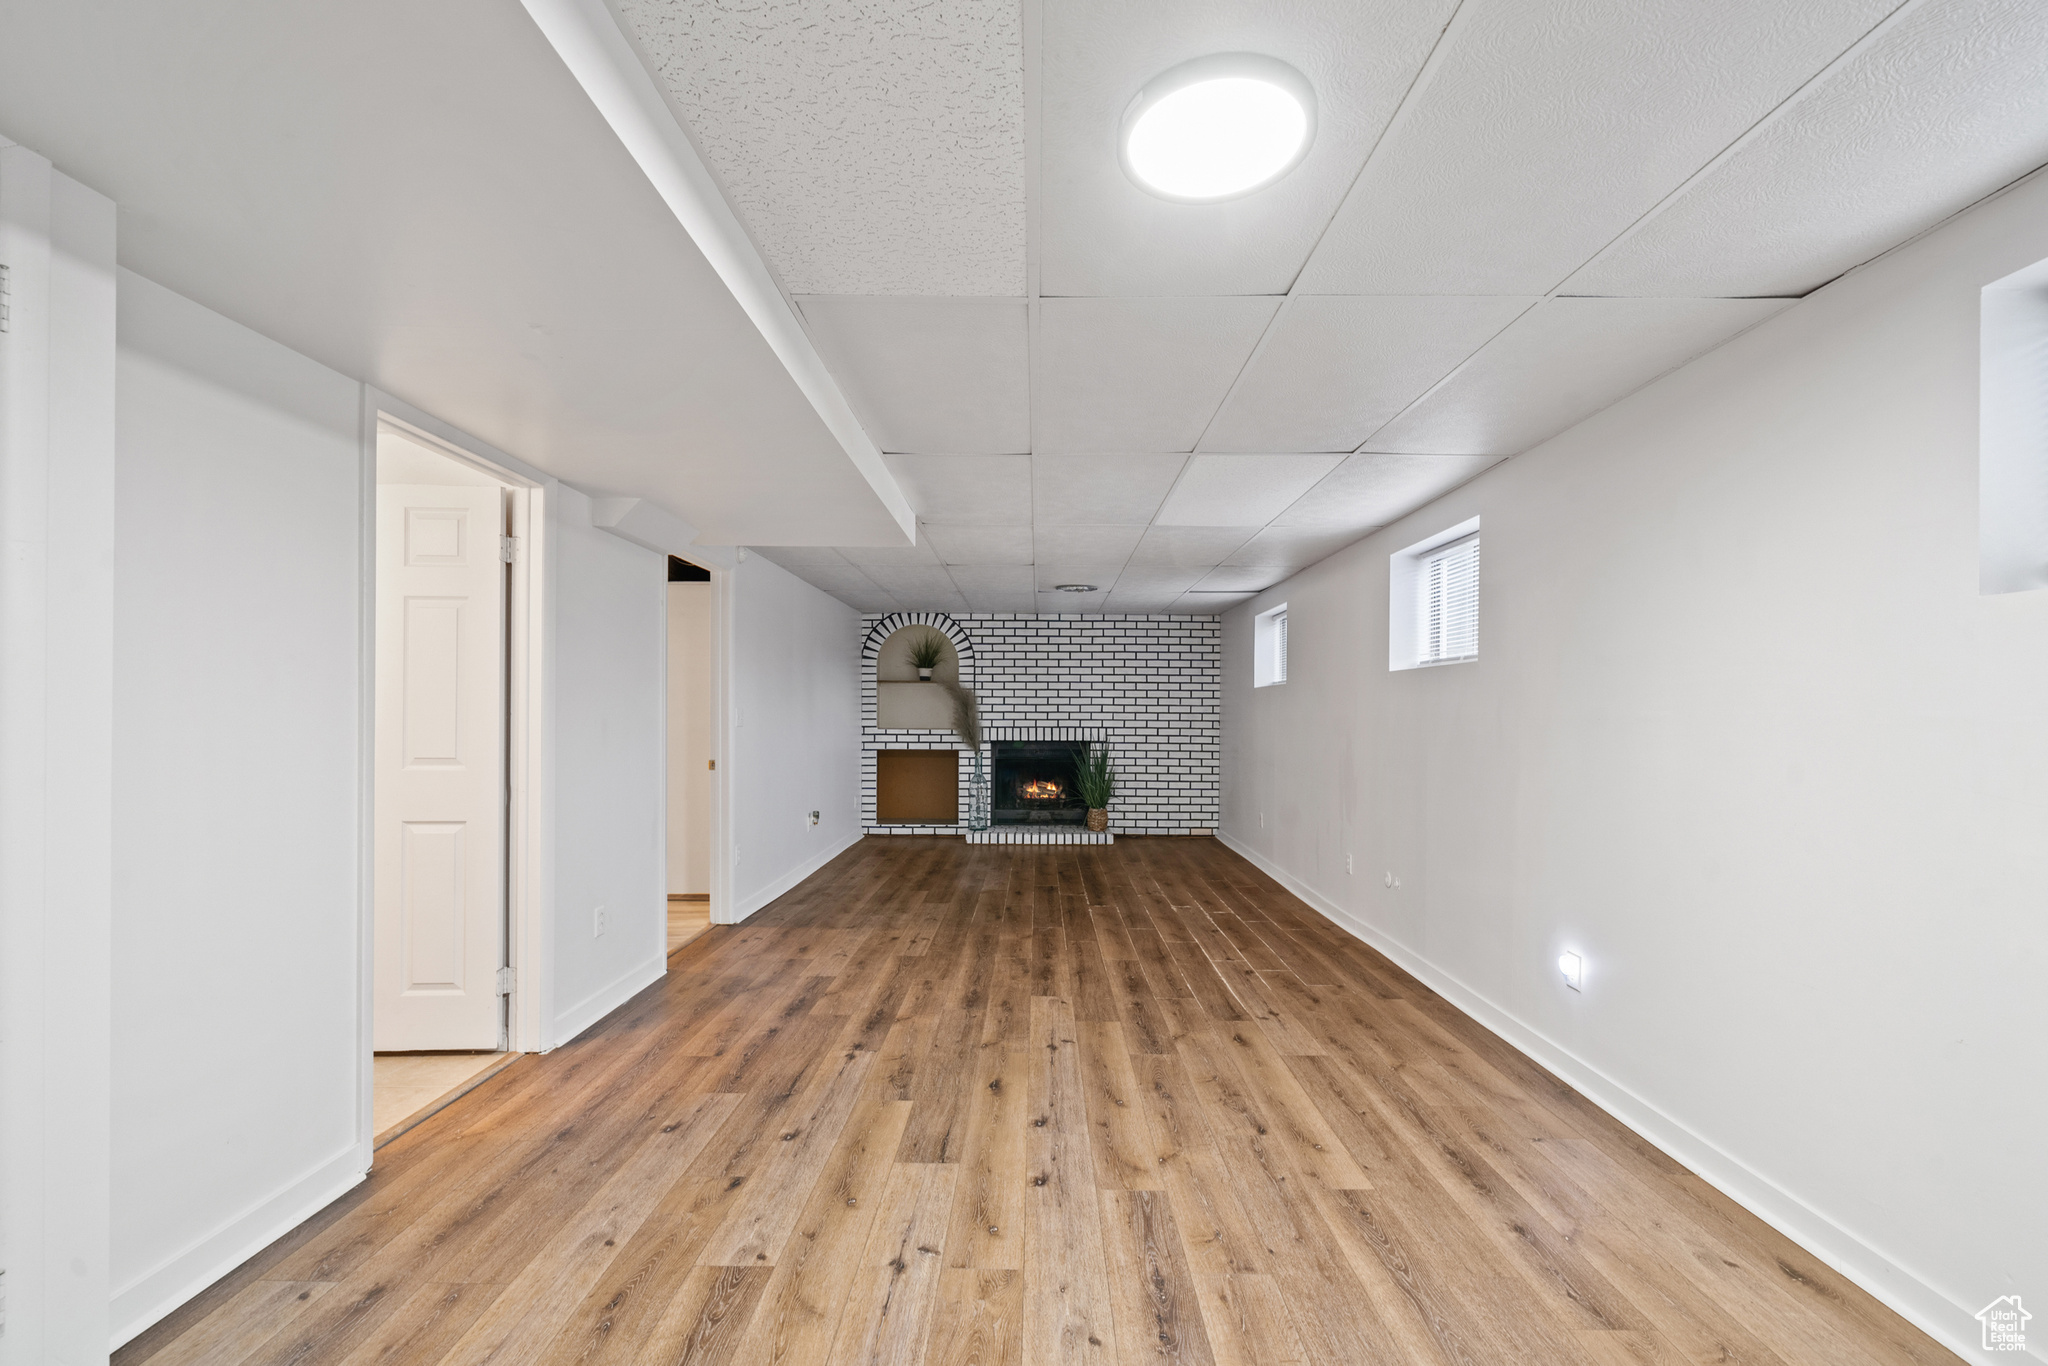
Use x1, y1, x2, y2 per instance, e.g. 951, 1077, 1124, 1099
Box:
369, 420, 533, 1145
666, 555, 715, 952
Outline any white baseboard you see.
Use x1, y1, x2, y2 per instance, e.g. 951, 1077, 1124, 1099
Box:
109, 1143, 365, 1350
729, 831, 862, 923
1215, 830, 2002, 1366
552, 954, 668, 1050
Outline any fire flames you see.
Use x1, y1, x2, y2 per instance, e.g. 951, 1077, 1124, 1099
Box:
1020, 778, 1065, 801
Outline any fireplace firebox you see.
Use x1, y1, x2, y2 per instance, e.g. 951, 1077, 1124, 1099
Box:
991, 740, 1088, 825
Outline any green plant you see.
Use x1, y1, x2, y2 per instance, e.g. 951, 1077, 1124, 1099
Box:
905, 628, 946, 671
934, 679, 982, 749
1073, 744, 1116, 811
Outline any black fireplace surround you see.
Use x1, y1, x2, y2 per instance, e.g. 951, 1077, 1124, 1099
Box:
991, 740, 1087, 825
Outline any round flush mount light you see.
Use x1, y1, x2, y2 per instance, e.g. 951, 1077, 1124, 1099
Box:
1053, 584, 1099, 593
1120, 53, 1316, 203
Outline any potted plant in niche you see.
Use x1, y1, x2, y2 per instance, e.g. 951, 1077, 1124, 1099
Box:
1074, 744, 1115, 833
906, 627, 946, 681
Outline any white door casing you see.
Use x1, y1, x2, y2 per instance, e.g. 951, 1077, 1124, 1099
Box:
374, 485, 507, 1049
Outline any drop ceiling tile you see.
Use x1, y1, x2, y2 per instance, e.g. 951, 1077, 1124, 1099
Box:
1175, 591, 1257, 614
862, 565, 962, 598
1033, 525, 1145, 564
946, 565, 1038, 596
781, 563, 888, 596
963, 590, 1040, 613
1034, 298, 1279, 453
924, 524, 1034, 565
839, 589, 903, 613
617, 0, 1025, 295
1155, 454, 1344, 527
1102, 589, 1190, 614
752, 545, 852, 568
1037, 0, 1459, 296
1109, 566, 1209, 598
1192, 565, 1292, 593
1298, 0, 1896, 294
1127, 526, 1262, 570
911, 592, 974, 613
838, 536, 943, 567
1273, 452, 1501, 531
1223, 526, 1365, 572
1366, 297, 1793, 456
1203, 296, 1535, 452
1031, 454, 1188, 526
797, 297, 1030, 453
1568, 0, 2048, 296
881, 454, 1033, 526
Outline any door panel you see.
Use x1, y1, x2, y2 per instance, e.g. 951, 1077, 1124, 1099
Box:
400, 821, 466, 991
375, 485, 506, 1050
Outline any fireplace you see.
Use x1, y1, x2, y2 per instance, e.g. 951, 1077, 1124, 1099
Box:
991, 740, 1088, 825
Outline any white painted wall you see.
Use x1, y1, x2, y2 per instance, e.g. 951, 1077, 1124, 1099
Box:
548, 486, 670, 1041
667, 581, 715, 895
1220, 170, 2048, 1363
110, 270, 365, 1344
104, 277, 681, 1346
731, 552, 862, 918
0, 144, 117, 1366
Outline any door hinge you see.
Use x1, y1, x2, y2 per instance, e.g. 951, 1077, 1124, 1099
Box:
496, 966, 516, 995
501, 535, 520, 564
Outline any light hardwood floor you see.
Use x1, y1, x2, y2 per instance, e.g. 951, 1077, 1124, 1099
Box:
117, 837, 1958, 1366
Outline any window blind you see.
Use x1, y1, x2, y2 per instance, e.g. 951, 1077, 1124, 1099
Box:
1419, 535, 1479, 663
1276, 609, 1288, 683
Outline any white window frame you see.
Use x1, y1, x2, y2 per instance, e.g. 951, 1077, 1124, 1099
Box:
1390, 516, 1481, 671
1253, 603, 1289, 687
1980, 255, 2048, 593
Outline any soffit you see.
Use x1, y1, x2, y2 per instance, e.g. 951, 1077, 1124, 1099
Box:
0, 0, 910, 545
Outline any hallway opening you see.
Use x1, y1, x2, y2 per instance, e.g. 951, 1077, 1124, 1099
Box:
667, 555, 716, 951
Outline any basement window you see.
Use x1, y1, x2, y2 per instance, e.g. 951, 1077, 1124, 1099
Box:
1254, 603, 1289, 686
1981, 256, 2048, 593
1390, 517, 1480, 670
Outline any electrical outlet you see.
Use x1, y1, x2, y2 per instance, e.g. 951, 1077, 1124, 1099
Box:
592, 905, 607, 938
808, 810, 820, 827
1259, 811, 1265, 829
1558, 951, 1583, 992
1384, 872, 1400, 888
1346, 853, 1354, 874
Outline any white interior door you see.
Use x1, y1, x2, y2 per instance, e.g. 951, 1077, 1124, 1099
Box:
375, 485, 507, 1050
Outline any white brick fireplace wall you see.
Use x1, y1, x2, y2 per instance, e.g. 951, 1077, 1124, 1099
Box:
860, 613, 1221, 836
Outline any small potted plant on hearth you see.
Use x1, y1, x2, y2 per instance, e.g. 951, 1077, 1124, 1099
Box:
1074, 743, 1115, 833
906, 627, 945, 681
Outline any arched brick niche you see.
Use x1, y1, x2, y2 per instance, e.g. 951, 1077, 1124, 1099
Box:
862, 612, 975, 679
862, 613, 978, 834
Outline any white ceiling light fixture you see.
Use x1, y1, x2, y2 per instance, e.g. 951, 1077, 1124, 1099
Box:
1120, 54, 1316, 203
1053, 583, 1100, 593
